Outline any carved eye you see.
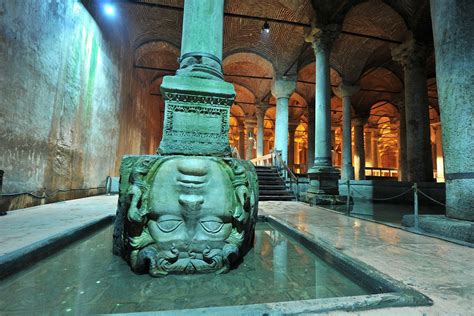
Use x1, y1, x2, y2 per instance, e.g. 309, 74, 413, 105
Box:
157, 218, 183, 233
200, 218, 224, 234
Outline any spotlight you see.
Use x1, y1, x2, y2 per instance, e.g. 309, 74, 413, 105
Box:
103, 4, 115, 16
262, 21, 270, 34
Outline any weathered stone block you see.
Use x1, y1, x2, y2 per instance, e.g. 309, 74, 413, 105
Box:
113, 155, 258, 276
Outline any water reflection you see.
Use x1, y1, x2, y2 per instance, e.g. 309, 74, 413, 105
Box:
0, 223, 370, 314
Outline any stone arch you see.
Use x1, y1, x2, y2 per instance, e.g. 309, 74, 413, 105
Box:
223, 52, 275, 100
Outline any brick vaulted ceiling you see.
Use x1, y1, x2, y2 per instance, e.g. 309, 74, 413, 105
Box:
86, 0, 435, 116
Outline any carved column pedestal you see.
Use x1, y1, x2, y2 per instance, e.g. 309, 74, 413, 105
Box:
113, 0, 258, 277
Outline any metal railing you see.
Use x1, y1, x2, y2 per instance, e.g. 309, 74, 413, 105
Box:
272, 150, 299, 201
250, 153, 272, 166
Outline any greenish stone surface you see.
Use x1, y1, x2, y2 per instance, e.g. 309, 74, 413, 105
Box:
114, 155, 258, 276
158, 76, 235, 156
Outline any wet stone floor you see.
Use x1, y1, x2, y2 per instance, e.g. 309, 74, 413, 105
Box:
325, 202, 445, 225
0, 223, 371, 314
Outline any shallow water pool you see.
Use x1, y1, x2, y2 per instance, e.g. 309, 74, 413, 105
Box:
0, 222, 372, 314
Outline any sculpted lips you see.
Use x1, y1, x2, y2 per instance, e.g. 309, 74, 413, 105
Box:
176, 158, 210, 189
177, 175, 207, 188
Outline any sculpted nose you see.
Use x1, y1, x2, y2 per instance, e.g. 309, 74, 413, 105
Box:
178, 194, 204, 213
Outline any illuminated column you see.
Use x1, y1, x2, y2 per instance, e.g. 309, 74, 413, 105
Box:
431, 0, 474, 220
307, 102, 315, 171
271, 78, 296, 163
333, 83, 359, 181
305, 25, 341, 196
365, 130, 372, 167
352, 116, 367, 180
395, 99, 408, 181
245, 119, 256, 160
256, 106, 266, 158
288, 123, 298, 171
392, 35, 433, 182
433, 124, 444, 182
238, 122, 245, 159
372, 130, 379, 168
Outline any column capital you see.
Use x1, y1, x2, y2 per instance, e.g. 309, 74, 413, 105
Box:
305, 24, 341, 54
244, 115, 257, 129
333, 83, 360, 99
352, 116, 368, 127
255, 105, 267, 118
391, 34, 427, 69
271, 77, 296, 99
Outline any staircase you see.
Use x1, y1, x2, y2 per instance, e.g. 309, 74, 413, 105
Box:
255, 166, 296, 201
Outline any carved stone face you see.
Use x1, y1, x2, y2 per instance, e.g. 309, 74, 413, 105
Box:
112, 155, 258, 277
148, 157, 235, 254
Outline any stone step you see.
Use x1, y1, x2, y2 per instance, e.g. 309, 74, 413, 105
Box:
259, 195, 295, 201
259, 190, 294, 196
259, 184, 287, 189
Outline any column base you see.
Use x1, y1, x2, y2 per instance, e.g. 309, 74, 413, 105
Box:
402, 215, 474, 244
306, 165, 340, 196
341, 164, 354, 182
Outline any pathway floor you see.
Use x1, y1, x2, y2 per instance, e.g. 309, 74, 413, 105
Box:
0, 195, 117, 257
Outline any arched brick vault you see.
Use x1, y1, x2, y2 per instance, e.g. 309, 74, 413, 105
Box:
83, 0, 438, 154
351, 67, 403, 113
331, 0, 407, 83
223, 52, 274, 101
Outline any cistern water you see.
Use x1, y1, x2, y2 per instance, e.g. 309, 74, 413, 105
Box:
0, 223, 370, 314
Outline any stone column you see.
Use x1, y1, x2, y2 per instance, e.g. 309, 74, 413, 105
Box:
365, 130, 372, 167
178, 0, 224, 80
333, 83, 359, 181
307, 102, 315, 171
305, 25, 341, 196
430, 0, 474, 220
392, 35, 433, 182
352, 117, 367, 180
271, 78, 296, 164
372, 130, 379, 168
238, 122, 245, 159
395, 99, 408, 181
288, 124, 298, 171
433, 123, 444, 182
245, 120, 256, 160
256, 106, 266, 158
116, 0, 259, 276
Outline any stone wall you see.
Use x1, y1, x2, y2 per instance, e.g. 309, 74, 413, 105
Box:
0, 1, 129, 210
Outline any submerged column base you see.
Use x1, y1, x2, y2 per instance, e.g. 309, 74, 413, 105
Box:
113, 155, 258, 277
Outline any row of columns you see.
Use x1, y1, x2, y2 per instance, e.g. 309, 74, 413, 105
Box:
232, 1, 472, 218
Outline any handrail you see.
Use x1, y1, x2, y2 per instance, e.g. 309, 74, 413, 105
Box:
250, 153, 272, 166
272, 150, 299, 200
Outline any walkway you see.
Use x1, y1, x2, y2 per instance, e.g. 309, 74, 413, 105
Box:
260, 201, 474, 315
0, 195, 117, 257
0, 197, 472, 314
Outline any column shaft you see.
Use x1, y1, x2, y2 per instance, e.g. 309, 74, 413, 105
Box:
314, 48, 332, 167
431, 0, 474, 219
275, 97, 289, 163
392, 37, 433, 182
353, 120, 366, 180
238, 124, 245, 159
256, 109, 265, 157
398, 102, 408, 180
307, 107, 315, 171
342, 95, 354, 180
